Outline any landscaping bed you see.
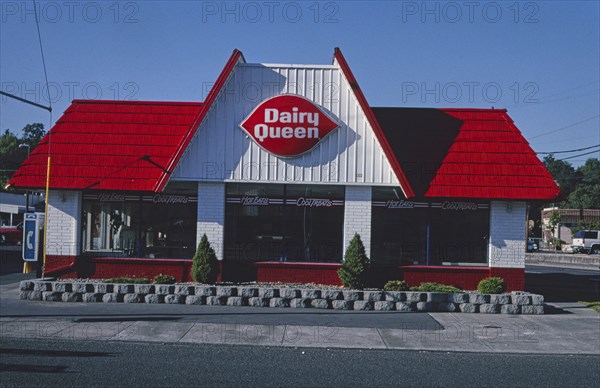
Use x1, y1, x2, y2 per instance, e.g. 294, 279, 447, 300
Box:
19, 279, 545, 314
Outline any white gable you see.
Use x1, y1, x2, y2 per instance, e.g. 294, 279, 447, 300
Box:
171, 62, 399, 186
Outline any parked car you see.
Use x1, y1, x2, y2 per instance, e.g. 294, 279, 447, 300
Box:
526, 238, 539, 252
0, 227, 23, 246
571, 230, 600, 254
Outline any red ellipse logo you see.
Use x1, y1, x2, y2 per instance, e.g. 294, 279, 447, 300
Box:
239, 95, 339, 157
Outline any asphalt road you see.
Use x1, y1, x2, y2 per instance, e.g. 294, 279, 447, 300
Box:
525, 265, 600, 302
1, 338, 599, 388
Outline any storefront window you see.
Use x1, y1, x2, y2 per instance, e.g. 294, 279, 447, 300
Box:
82, 192, 197, 259
371, 187, 489, 265
225, 183, 344, 262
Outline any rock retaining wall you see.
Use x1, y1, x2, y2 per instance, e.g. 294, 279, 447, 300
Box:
19, 280, 544, 314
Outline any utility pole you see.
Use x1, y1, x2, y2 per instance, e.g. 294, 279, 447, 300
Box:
18, 143, 31, 212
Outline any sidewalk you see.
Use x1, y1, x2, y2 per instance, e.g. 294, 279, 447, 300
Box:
1, 276, 599, 355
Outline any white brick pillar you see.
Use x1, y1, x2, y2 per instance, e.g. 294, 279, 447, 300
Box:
46, 190, 82, 256
488, 201, 527, 268
343, 186, 372, 258
197, 182, 225, 260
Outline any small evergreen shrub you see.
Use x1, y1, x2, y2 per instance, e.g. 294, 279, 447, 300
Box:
192, 234, 219, 284
477, 277, 506, 294
411, 282, 462, 293
383, 280, 410, 291
153, 273, 176, 284
106, 277, 150, 284
337, 233, 369, 290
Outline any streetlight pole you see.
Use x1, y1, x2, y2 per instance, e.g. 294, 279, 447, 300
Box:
18, 144, 31, 212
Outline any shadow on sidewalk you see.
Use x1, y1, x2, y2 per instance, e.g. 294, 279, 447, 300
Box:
526, 272, 600, 303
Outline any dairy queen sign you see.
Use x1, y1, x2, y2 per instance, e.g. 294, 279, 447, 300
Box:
240, 95, 339, 157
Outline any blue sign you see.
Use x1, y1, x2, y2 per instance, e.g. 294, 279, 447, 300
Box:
23, 214, 39, 262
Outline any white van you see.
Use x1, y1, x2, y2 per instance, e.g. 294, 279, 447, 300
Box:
571, 230, 600, 254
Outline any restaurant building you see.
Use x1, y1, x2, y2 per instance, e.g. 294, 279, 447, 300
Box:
7, 49, 559, 291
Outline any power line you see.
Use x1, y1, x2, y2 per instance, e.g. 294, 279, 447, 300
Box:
540, 80, 599, 100
531, 135, 599, 146
529, 114, 600, 139
34, 1, 52, 113
558, 150, 600, 161
538, 144, 600, 155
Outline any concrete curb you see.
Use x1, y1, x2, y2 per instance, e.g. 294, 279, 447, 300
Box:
19, 280, 545, 314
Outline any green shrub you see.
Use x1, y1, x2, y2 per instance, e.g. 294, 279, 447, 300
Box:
383, 280, 410, 291
153, 273, 176, 284
192, 234, 219, 284
106, 277, 149, 284
337, 233, 369, 290
477, 277, 506, 294
411, 282, 462, 293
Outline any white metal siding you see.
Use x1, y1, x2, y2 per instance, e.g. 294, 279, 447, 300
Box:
488, 201, 526, 268
46, 190, 81, 257
171, 63, 399, 186
343, 186, 372, 258
197, 182, 225, 261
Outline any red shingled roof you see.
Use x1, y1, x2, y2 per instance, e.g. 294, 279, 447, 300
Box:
7, 49, 558, 200
425, 109, 559, 199
7, 100, 203, 192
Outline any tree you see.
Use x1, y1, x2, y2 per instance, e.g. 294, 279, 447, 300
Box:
337, 233, 369, 290
543, 154, 578, 199
0, 129, 19, 162
0, 123, 46, 191
566, 184, 600, 209
0, 130, 20, 190
578, 158, 600, 185
22, 123, 45, 148
191, 234, 219, 284
548, 210, 562, 250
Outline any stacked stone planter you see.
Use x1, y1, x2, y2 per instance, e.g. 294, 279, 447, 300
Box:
19, 280, 545, 314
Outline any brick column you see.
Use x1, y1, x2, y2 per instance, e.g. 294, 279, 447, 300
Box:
488, 200, 527, 291
343, 186, 372, 258
197, 182, 225, 261
45, 190, 82, 270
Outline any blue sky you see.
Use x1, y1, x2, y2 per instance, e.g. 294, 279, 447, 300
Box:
1, 0, 598, 166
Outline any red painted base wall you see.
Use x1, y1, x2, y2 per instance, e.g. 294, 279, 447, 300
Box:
46, 255, 525, 292
489, 267, 526, 293
401, 266, 525, 292
89, 258, 194, 282
254, 262, 343, 286
401, 266, 489, 290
